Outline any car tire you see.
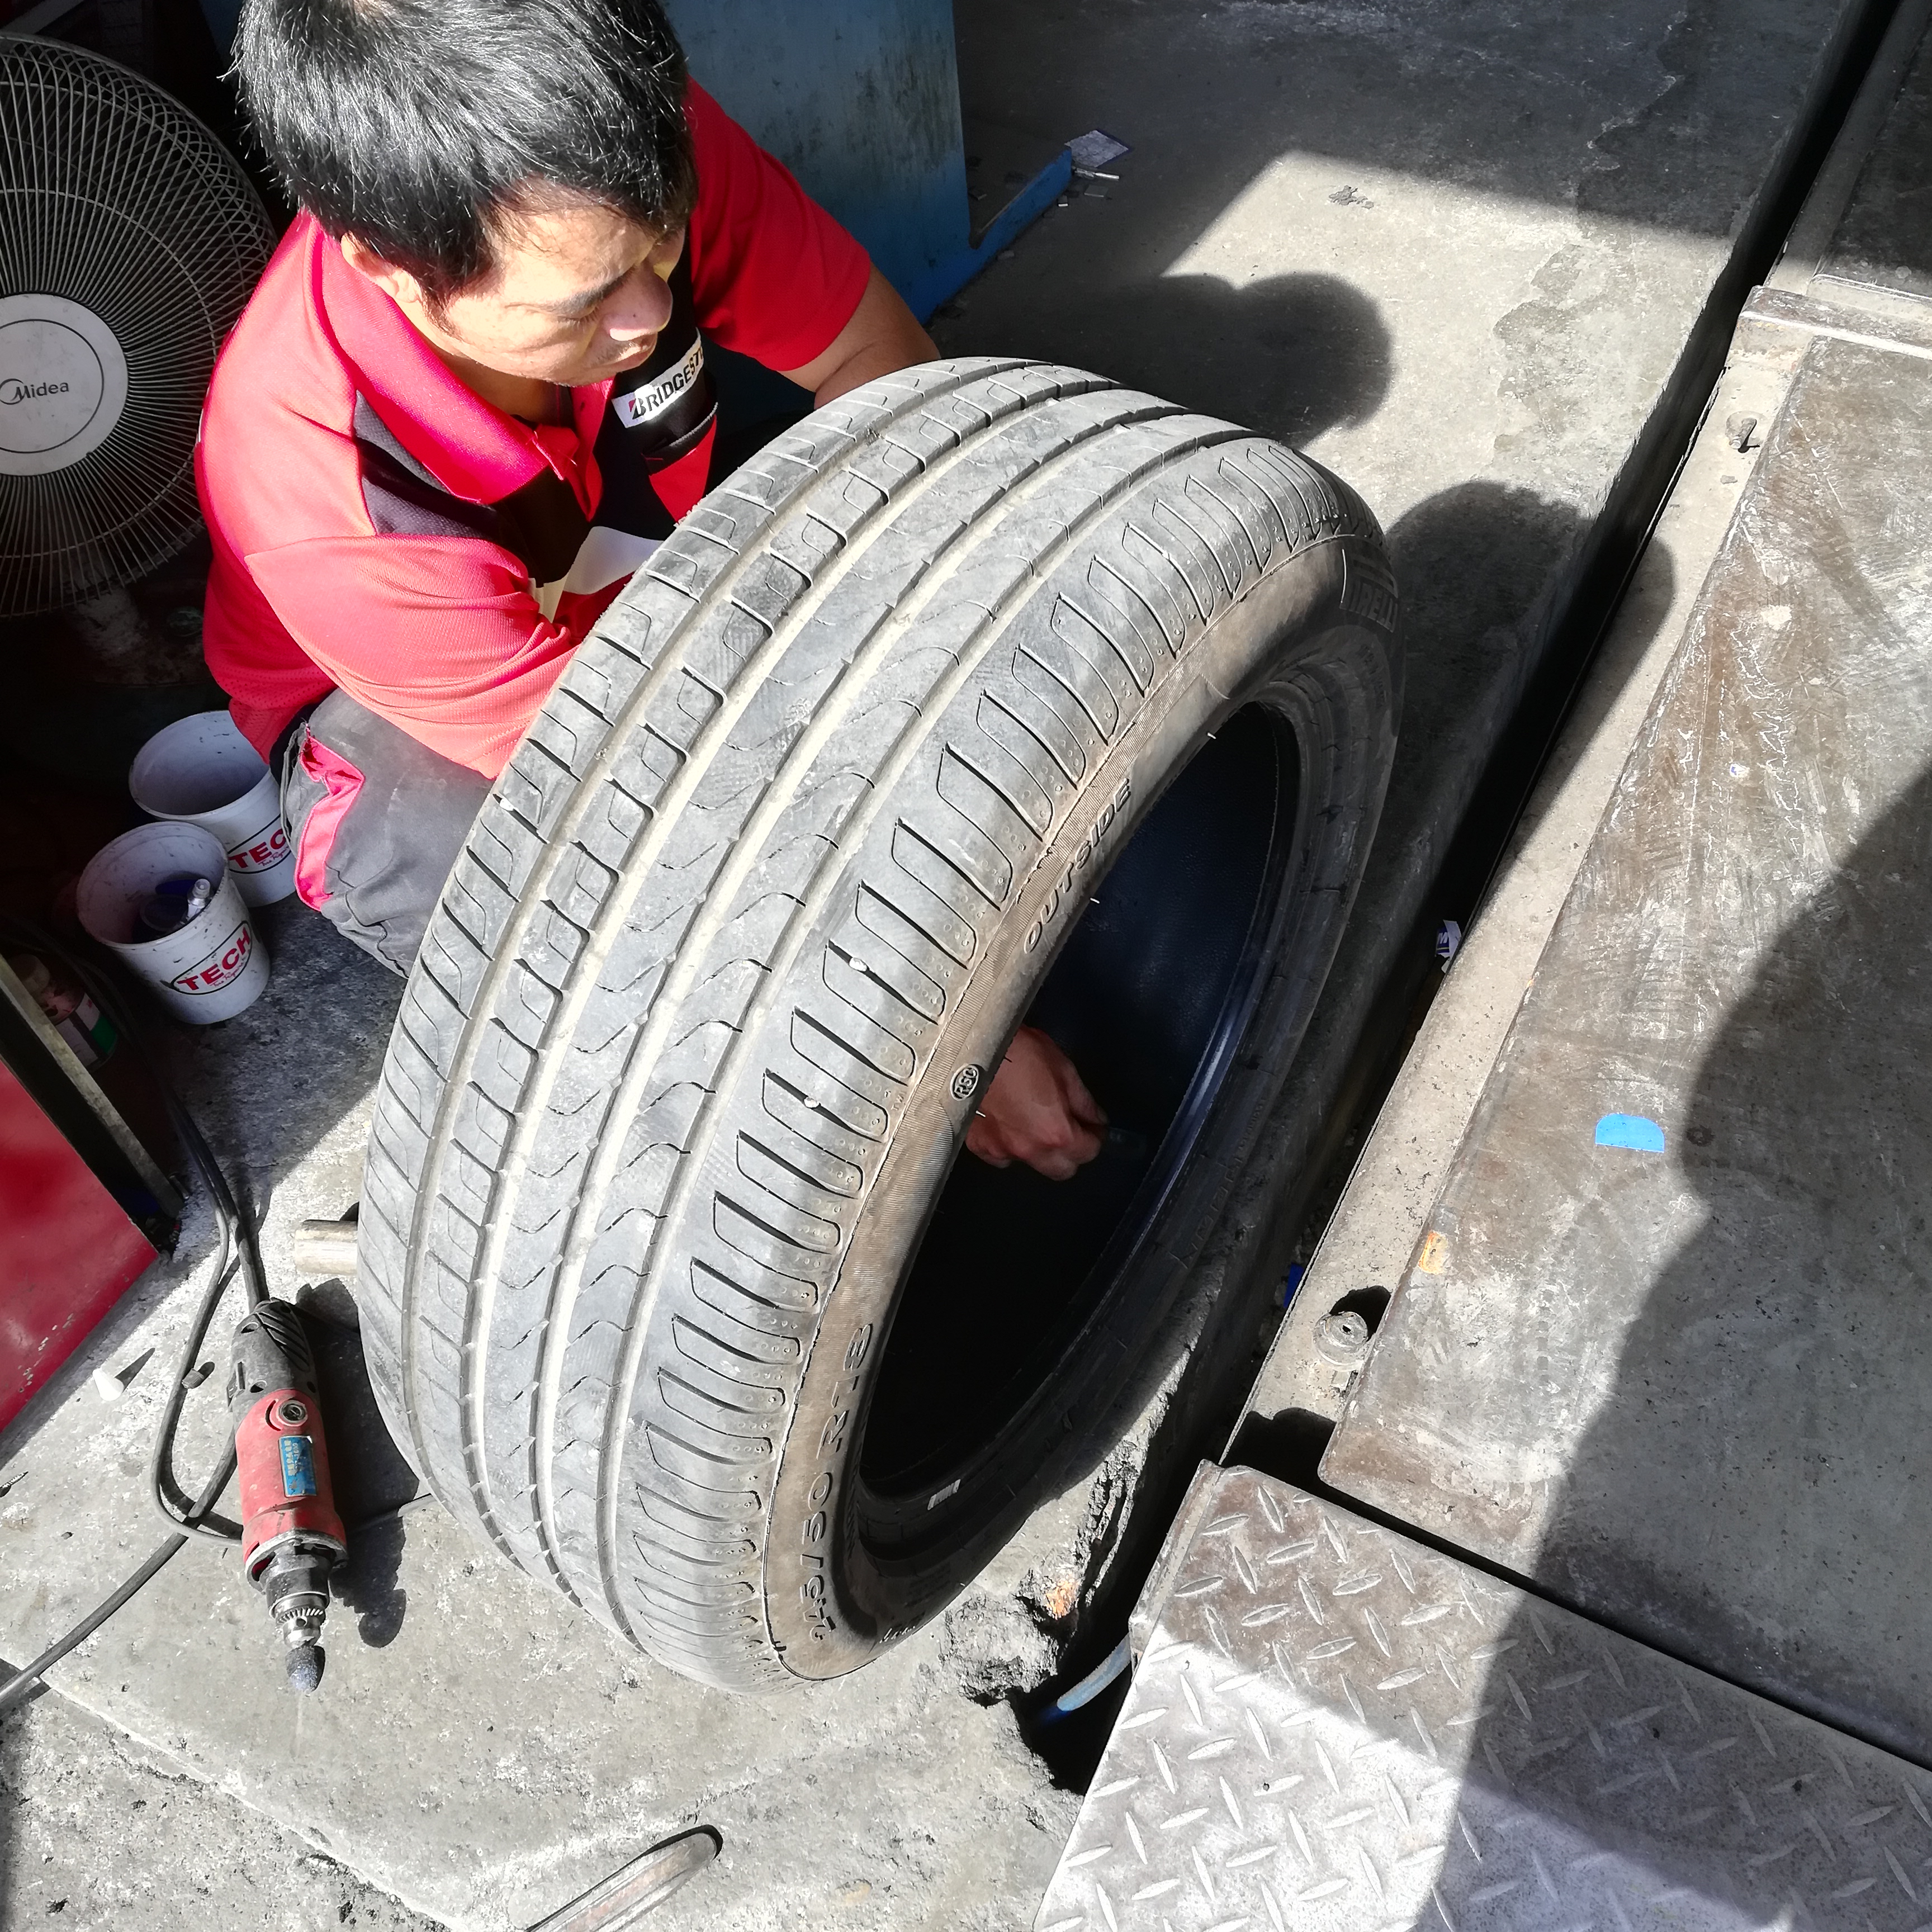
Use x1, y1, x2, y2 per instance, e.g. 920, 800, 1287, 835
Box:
356, 359, 1401, 1689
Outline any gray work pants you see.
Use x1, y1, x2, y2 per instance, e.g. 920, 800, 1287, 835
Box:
278, 690, 490, 976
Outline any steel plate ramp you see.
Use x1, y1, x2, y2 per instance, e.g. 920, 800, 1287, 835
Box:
1036, 1464, 1932, 1932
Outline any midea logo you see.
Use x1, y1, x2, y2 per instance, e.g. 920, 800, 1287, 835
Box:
1, 378, 70, 404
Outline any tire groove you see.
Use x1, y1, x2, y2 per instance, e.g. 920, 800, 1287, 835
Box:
891, 818, 1001, 912
981, 690, 1085, 786
941, 742, 1051, 838
828, 942, 934, 1026
739, 1130, 853, 1200
860, 887, 967, 970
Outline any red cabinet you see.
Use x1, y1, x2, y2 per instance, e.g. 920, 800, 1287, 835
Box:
1, 1054, 157, 1431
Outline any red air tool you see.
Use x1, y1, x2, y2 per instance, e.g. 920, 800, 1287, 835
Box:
227, 1301, 347, 1692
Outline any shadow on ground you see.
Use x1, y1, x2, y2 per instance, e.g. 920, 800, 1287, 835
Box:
1053, 271, 1394, 444
155, 896, 404, 1225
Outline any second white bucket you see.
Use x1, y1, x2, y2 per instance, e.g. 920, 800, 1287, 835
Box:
77, 823, 270, 1023
129, 711, 296, 905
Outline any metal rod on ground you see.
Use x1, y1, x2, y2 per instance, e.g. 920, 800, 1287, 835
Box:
525, 1830, 720, 1931
291, 1218, 358, 1282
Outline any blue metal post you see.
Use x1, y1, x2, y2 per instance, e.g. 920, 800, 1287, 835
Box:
664, 0, 1066, 320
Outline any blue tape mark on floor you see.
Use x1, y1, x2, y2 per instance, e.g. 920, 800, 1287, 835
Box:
1595, 1113, 1666, 1152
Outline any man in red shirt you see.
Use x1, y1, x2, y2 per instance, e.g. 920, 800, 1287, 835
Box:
200, 0, 1104, 1176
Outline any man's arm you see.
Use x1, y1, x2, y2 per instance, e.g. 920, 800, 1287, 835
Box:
782, 267, 936, 405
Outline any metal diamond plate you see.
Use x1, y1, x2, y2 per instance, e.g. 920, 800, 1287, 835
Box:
1037, 1466, 1932, 1932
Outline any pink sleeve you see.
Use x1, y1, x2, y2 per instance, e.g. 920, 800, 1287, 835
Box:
247, 534, 581, 778
683, 80, 874, 372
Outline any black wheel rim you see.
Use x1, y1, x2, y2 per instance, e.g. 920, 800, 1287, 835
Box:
857, 701, 1301, 1523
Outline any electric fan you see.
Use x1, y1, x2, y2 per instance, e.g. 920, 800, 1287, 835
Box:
0, 35, 273, 615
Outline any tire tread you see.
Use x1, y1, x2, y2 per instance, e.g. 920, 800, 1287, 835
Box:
357, 359, 1391, 1684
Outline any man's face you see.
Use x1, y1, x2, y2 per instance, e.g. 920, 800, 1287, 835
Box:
356, 196, 686, 392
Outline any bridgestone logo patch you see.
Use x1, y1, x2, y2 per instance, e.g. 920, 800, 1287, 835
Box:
611, 337, 705, 429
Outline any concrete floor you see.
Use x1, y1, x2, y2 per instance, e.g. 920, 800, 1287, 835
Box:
1, 899, 1085, 1929
0, 0, 1892, 1924
1, 1692, 437, 1932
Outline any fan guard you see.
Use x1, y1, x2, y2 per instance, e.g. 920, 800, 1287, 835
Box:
1, 35, 274, 615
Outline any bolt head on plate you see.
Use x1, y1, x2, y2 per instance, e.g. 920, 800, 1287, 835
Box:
1313, 1309, 1372, 1366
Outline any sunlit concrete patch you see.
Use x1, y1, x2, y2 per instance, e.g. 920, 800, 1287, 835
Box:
1161, 156, 1713, 526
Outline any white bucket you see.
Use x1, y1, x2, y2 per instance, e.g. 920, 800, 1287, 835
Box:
129, 711, 296, 906
77, 823, 270, 1023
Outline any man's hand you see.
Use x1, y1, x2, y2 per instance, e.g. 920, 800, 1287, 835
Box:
967, 1026, 1107, 1181
783, 268, 937, 406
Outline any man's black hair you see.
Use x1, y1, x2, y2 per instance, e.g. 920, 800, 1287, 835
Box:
235, 0, 697, 301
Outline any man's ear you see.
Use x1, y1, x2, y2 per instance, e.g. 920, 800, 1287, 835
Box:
340, 233, 427, 314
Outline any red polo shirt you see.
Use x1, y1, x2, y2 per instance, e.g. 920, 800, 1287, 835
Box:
197, 83, 870, 778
